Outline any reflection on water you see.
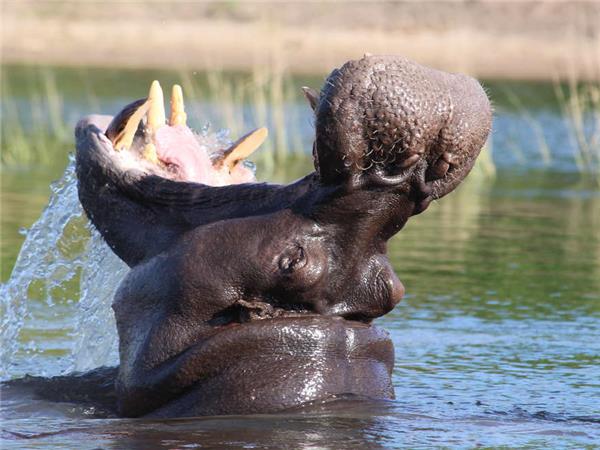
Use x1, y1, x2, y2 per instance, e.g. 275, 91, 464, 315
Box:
1, 65, 599, 447
1, 399, 598, 449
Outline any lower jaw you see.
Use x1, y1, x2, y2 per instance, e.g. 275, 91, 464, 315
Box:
146, 316, 395, 418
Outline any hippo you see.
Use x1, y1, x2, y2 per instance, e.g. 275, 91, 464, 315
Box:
9, 55, 492, 418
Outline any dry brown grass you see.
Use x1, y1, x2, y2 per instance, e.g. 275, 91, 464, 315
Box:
2, 1, 600, 81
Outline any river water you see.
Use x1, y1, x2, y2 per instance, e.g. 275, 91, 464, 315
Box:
1, 66, 599, 448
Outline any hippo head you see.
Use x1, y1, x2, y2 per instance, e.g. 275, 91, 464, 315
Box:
75, 55, 491, 418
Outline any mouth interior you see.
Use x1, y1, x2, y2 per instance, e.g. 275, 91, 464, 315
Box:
105, 81, 267, 187
207, 298, 375, 330
208, 299, 320, 328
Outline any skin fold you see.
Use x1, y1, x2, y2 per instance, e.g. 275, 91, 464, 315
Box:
9, 55, 492, 418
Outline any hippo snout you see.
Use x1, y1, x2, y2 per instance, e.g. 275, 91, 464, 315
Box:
323, 255, 405, 321
313, 55, 491, 203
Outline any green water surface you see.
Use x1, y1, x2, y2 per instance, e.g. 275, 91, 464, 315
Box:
1, 65, 599, 448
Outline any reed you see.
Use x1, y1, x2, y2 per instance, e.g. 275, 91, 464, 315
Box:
554, 76, 600, 185
3, 64, 598, 184
501, 87, 552, 166
177, 60, 309, 176
3, 65, 499, 183
1, 69, 72, 167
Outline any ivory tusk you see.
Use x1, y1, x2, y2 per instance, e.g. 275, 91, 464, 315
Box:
221, 127, 268, 169
111, 100, 150, 151
169, 84, 187, 126
147, 80, 166, 133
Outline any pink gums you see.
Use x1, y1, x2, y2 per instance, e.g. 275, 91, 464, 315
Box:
154, 126, 255, 186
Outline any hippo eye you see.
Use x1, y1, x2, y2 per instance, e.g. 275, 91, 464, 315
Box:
278, 246, 306, 275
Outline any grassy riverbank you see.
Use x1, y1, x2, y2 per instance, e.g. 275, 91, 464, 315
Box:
3, 63, 599, 184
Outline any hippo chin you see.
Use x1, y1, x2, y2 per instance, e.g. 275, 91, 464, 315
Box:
63, 55, 491, 418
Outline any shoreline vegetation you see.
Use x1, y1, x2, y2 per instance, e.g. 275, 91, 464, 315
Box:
2, 64, 598, 184
2, 1, 599, 81
1, 1, 598, 184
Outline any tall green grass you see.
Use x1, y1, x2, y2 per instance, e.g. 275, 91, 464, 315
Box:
177, 60, 311, 178
555, 77, 600, 185
1, 68, 72, 167
496, 75, 600, 185
2, 64, 600, 183
1, 64, 315, 179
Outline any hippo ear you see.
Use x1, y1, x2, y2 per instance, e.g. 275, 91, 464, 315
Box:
301, 87, 319, 111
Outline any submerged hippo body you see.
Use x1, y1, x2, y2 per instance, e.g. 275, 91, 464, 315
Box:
17, 55, 492, 418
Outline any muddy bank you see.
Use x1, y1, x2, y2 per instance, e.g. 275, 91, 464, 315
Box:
2, 1, 600, 80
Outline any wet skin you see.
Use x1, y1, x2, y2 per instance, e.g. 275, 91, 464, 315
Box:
12, 55, 492, 418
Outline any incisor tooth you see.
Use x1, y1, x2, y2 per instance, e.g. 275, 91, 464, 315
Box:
223, 127, 268, 169
169, 84, 187, 126
147, 80, 166, 132
112, 100, 150, 151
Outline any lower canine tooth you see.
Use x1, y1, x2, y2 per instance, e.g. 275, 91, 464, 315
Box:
112, 100, 150, 151
222, 127, 268, 169
147, 80, 166, 132
169, 84, 187, 126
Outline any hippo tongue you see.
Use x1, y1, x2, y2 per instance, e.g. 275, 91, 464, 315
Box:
154, 125, 215, 184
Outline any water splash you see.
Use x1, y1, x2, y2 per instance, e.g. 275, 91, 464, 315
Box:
0, 125, 237, 381
0, 157, 126, 380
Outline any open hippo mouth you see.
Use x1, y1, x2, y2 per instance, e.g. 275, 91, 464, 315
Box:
74, 55, 491, 418
101, 81, 268, 186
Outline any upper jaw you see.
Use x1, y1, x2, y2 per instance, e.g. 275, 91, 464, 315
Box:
314, 55, 492, 201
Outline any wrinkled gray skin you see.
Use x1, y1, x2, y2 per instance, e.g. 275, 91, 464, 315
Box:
34, 55, 491, 418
